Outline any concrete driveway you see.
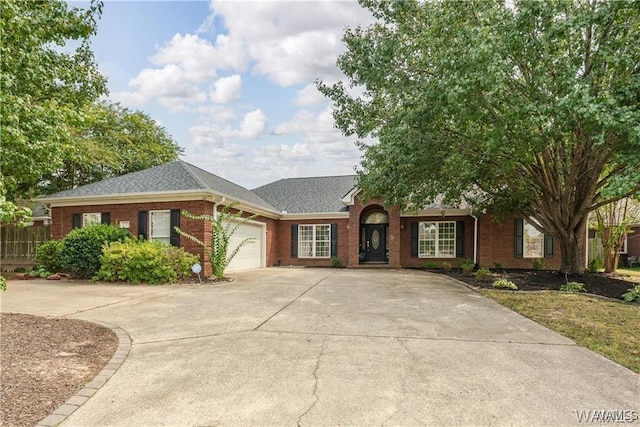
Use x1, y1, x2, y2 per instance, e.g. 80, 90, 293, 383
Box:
1, 268, 638, 426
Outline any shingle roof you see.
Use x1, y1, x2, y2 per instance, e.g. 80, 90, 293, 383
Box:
252, 175, 357, 214
40, 161, 278, 212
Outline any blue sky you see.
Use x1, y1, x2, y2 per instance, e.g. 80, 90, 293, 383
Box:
81, 0, 375, 189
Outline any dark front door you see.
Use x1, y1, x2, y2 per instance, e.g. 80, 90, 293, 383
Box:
364, 224, 387, 262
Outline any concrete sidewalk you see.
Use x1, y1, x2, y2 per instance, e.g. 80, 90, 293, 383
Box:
1, 268, 638, 426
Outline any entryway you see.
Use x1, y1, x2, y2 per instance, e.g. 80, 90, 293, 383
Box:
360, 208, 388, 263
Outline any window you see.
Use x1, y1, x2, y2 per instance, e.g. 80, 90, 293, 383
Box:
82, 213, 102, 227
523, 221, 543, 258
150, 210, 171, 245
298, 224, 331, 258
619, 236, 628, 254
418, 222, 455, 258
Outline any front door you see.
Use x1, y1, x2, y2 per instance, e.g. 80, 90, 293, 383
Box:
364, 224, 387, 262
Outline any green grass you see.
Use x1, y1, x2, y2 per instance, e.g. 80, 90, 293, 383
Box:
480, 291, 640, 374
617, 267, 640, 283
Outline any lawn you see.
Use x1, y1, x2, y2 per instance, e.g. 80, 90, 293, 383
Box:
616, 267, 640, 283
480, 291, 640, 374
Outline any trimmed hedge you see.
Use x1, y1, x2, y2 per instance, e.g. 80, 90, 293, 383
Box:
35, 239, 64, 272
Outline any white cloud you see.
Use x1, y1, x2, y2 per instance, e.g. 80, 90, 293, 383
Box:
220, 109, 267, 138
210, 74, 242, 103
294, 83, 327, 106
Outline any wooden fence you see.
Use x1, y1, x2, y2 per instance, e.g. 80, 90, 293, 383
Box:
0, 225, 51, 266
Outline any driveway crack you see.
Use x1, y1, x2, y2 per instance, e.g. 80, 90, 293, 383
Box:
297, 336, 327, 426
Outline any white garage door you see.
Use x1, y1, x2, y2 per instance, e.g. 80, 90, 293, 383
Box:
224, 220, 264, 271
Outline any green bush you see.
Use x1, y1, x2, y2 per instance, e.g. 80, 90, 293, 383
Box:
425, 261, 439, 270
474, 267, 492, 280
35, 239, 64, 272
95, 239, 198, 284
589, 257, 604, 273
492, 278, 518, 290
331, 257, 342, 268
441, 261, 452, 271
560, 282, 586, 293
30, 266, 52, 278
459, 259, 475, 274
493, 261, 503, 269
60, 224, 131, 278
622, 285, 640, 303
532, 258, 544, 270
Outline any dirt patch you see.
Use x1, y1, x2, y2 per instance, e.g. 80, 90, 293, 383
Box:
0, 313, 118, 427
436, 269, 637, 300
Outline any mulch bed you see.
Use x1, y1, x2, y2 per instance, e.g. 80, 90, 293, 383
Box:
435, 268, 637, 300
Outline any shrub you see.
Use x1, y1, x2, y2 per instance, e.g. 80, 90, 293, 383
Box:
30, 266, 51, 278
492, 278, 518, 290
425, 261, 439, 270
532, 258, 544, 270
493, 261, 503, 269
60, 224, 131, 278
560, 282, 586, 293
474, 267, 492, 280
96, 239, 198, 285
459, 259, 475, 274
622, 285, 640, 303
589, 257, 604, 273
441, 261, 452, 271
331, 257, 342, 268
35, 240, 64, 272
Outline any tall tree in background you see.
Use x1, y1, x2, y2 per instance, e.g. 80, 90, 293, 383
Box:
320, 0, 640, 274
40, 102, 183, 194
1, 0, 107, 200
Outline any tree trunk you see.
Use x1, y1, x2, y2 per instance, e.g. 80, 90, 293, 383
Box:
558, 219, 587, 274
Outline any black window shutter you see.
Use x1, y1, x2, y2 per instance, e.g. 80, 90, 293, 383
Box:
514, 219, 524, 258
291, 224, 298, 258
72, 213, 81, 229
544, 234, 554, 257
330, 223, 338, 257
456, 220, 465, 258
170, 209, 181, 247
138, 211, 148, 240
101, 212, 111, 225
410, 222, 418, 257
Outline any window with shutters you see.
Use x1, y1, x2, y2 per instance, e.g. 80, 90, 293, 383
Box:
418, 222, 456, 258
150, 210, 171, 245
523, 221, 544, 258
82, 213, 102, 227
298, 224, 331, 258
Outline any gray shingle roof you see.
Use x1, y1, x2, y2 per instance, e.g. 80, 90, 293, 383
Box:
40, 161, 278, 212
252, 175, 357, 214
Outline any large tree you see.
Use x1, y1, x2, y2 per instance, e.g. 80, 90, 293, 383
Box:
320, 0, 640, 273
39, 101, 183, 194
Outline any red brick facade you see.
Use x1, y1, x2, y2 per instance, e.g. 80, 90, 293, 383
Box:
49, 196, 564, 274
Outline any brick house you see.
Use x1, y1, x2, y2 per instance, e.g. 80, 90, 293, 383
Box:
39, 160, 562, 276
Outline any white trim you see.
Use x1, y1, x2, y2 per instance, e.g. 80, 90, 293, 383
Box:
417, 221, 457, 258
341, 187, 361, 206
401, 208, 472, 217
298, 224, 331, 259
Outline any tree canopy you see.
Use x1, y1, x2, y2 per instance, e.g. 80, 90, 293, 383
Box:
1, 0, 182, 199
1, 0, 107, 199
320, 0, 640, 273
39, 101, 183, 194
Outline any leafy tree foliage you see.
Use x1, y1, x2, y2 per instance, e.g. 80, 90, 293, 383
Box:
1, 0, 107, 200
40, 102, 183, 194
175, 204, 256, 279
320, 0, 640, 273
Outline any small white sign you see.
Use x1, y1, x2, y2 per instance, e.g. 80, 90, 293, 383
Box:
119, 221, 130, 229
191, 263, 202, 274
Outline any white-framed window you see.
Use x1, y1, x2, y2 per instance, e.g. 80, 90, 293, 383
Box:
82, 213, 102, 227
150, 210, 171, 245
523, 220, 544, 258
418, 222, 456, 258
619, 236, 628, 254
298, 224, 331, 258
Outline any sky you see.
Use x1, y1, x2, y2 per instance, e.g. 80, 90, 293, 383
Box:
82, 0, 376, 189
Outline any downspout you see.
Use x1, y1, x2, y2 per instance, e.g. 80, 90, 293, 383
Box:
471, 213, 479, 265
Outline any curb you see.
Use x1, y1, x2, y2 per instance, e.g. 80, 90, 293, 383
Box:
37, 322, 132, 427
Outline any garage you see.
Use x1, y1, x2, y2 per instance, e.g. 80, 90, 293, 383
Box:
224, 219, 265, 271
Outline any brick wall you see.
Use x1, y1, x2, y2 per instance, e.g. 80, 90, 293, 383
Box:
477, 214, 561, 270
272, 218, 350, 267
51, 201, 276, 277
399, 216, 475, 269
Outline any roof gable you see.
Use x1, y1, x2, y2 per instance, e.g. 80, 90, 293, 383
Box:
252, 175, 357, 214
